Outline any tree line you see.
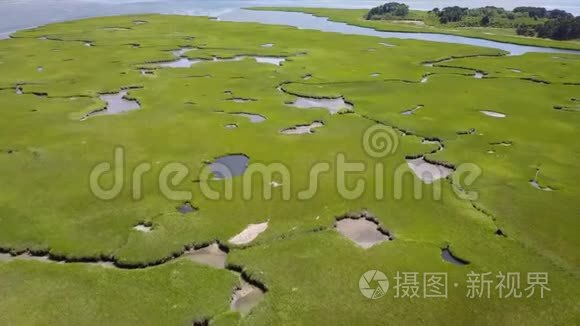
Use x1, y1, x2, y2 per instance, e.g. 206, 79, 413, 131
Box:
365, 3, 579, 41
365, 2, 409, 19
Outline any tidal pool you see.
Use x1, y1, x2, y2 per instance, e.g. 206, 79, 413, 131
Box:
280, 121, 324, 134
100, 91, 140, 113
229, 112, 266, 123
178, 202, 197, 214
157, 55, 285, 68
209, 154, 249, 179
288, 96, 353, 114
158, 57, 200, 68
81, 90, 140, 120
441, 248, 470, 266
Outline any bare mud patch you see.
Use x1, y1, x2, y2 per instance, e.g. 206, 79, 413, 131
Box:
227, 97, 256, 103
229, 221, 268, 245
335, 212, 392, 249
280, 121, 324, 135
406, 157, 454, 184
288, 96, 353, 115
0, 252, 51, 263
100, 27, 131, 31
133, 222, 153, 232
480, 110, 506, 118
457, 128, 476, 135
254, 56, 285, 65
185, 243, 227, 269
391, 20, 426, 26
530, 169, 554, 192
140, 69, 155, 76
490, 141, 512, 146
230, 280, 265, 316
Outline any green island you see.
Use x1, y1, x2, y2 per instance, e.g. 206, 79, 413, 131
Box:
252, 6, 580, 50
0, 9, 579, 326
